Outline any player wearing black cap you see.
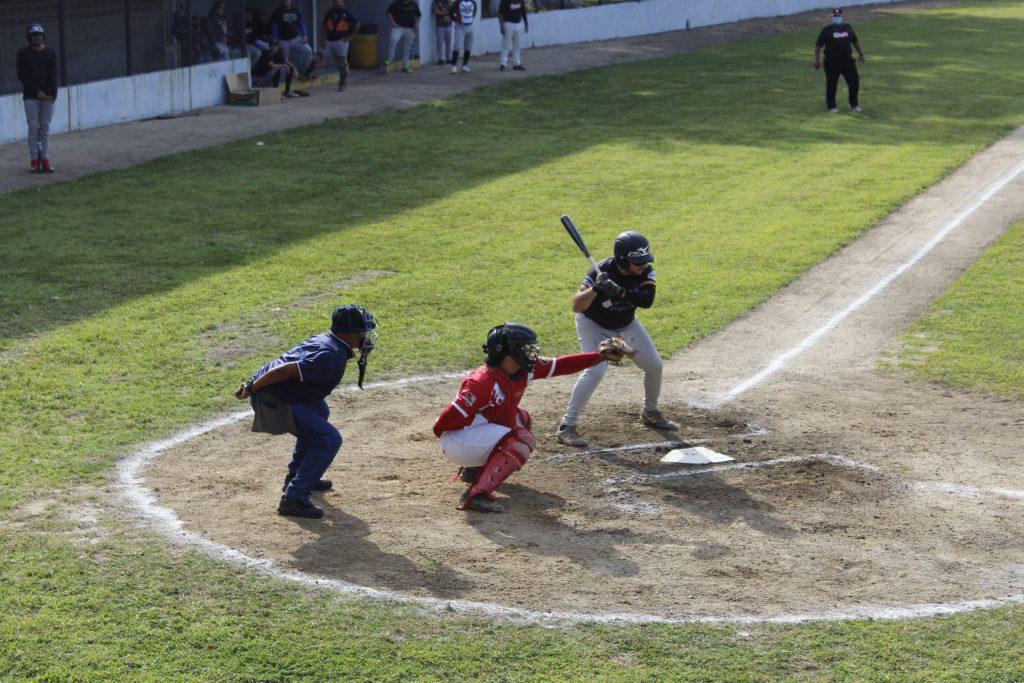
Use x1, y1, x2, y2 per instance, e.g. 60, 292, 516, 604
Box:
557, 231, 679, 448
814, 8, 865, 113
234, 305, 379, 518
16, 23, 58, 173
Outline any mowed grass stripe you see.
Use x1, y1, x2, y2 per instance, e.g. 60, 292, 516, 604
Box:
891, 216, 1024, 396
2, 3, 1024, 507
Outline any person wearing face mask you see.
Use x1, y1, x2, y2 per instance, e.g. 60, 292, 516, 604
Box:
814, 8, 865, 113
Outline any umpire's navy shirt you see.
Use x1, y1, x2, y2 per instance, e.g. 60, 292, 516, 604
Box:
252, 332, 353, 405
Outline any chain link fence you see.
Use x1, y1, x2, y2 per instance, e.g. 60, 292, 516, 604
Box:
0, 0, 251, 96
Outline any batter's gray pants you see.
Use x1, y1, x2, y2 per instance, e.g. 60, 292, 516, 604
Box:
435, 25, 454, 62
24, 98, 54, 160
561, 314, 664, 426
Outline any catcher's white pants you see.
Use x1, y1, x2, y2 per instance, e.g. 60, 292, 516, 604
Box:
440, 414, 511, 467
561, 314, 663, 426
500, 22, 524, 67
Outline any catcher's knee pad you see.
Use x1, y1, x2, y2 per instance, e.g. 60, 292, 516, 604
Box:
498, 429, 533, 462
516, 407, 533, 430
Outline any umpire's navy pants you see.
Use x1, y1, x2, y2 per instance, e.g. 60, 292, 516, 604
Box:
284, 400, 341, 503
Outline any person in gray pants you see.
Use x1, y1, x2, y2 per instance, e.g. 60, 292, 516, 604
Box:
557, 231, 679, 448
16, 23, 58, 173
432, 0, 454, 65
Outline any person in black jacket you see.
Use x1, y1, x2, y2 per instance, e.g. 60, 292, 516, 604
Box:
814, 8, 865, 113
16, 23, 59, 173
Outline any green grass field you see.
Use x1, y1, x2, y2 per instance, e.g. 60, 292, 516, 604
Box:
3, 1, 1024, 679
891, 217, 1024, 397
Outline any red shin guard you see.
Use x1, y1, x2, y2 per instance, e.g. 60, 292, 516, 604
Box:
459, 438, 530, 508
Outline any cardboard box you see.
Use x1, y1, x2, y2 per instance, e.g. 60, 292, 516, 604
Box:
224, 72, 281, 107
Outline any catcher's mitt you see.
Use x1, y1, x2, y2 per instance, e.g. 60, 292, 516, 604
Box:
598, 337, 635, 363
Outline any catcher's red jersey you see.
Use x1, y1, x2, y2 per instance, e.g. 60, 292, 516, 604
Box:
433, 353, 604, 437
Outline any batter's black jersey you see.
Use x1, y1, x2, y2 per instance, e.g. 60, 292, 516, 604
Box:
581, 258, 657, 330
816, 23, 858, 62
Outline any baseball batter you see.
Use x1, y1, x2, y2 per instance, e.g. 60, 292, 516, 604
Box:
434, 323, 632, 512
556, 231, 678, 448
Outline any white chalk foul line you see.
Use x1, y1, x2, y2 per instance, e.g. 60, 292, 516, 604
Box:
712, 156, 1024, 407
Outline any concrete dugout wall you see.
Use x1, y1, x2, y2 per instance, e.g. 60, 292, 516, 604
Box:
418, 0, 894, 63
0, 58, 249, 147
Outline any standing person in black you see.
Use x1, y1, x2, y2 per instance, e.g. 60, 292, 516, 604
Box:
16, 24, 58, 174
814, 8, 865, 113
321, 0, 360, 91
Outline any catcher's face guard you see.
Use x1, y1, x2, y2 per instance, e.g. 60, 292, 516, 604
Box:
484, 323, 539, 372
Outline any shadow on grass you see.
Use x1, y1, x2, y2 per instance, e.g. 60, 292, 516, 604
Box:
0, 9, 1021, 344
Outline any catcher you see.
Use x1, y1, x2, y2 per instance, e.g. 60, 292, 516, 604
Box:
557, 231, 678, 448
433, 322, 633, 512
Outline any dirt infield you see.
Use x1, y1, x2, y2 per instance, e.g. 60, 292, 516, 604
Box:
138, 122, 1024, 622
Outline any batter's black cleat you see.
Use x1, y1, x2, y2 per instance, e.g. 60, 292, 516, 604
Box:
282, 475, 333, 493
277, 496, 324, 519
459, 489, 504, 513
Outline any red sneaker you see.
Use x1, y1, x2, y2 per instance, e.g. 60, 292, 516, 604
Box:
42, 159, 55, 174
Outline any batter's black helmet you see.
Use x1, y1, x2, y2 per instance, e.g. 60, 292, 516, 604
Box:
331, 304, 379, 355
614, 231, 654, 267
483, 322, 539, 372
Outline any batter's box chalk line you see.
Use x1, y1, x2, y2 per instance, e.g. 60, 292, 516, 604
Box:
116, 372, 1024, 626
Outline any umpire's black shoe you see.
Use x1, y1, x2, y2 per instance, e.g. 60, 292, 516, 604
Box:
282, 475, 333, 493
277, 496, 324, 519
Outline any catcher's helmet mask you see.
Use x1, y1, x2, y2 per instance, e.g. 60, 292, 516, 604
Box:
614, 231, 655, 268
484, 322, 540, 373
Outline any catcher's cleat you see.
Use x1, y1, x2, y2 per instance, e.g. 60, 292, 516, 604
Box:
277, 496, 325, 519
282, 475, 333, 493
641, 409, 679, 431
459, 488, 504, 513
556, 423, 587, 448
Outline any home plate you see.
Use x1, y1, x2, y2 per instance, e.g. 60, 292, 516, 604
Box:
660, 446, 735, 465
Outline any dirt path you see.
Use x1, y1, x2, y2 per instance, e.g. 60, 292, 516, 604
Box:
137, 117, 1024, 622
1, 1, 946, 197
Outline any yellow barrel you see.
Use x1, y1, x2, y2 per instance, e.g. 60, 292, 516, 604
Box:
349, 25, 378, 69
